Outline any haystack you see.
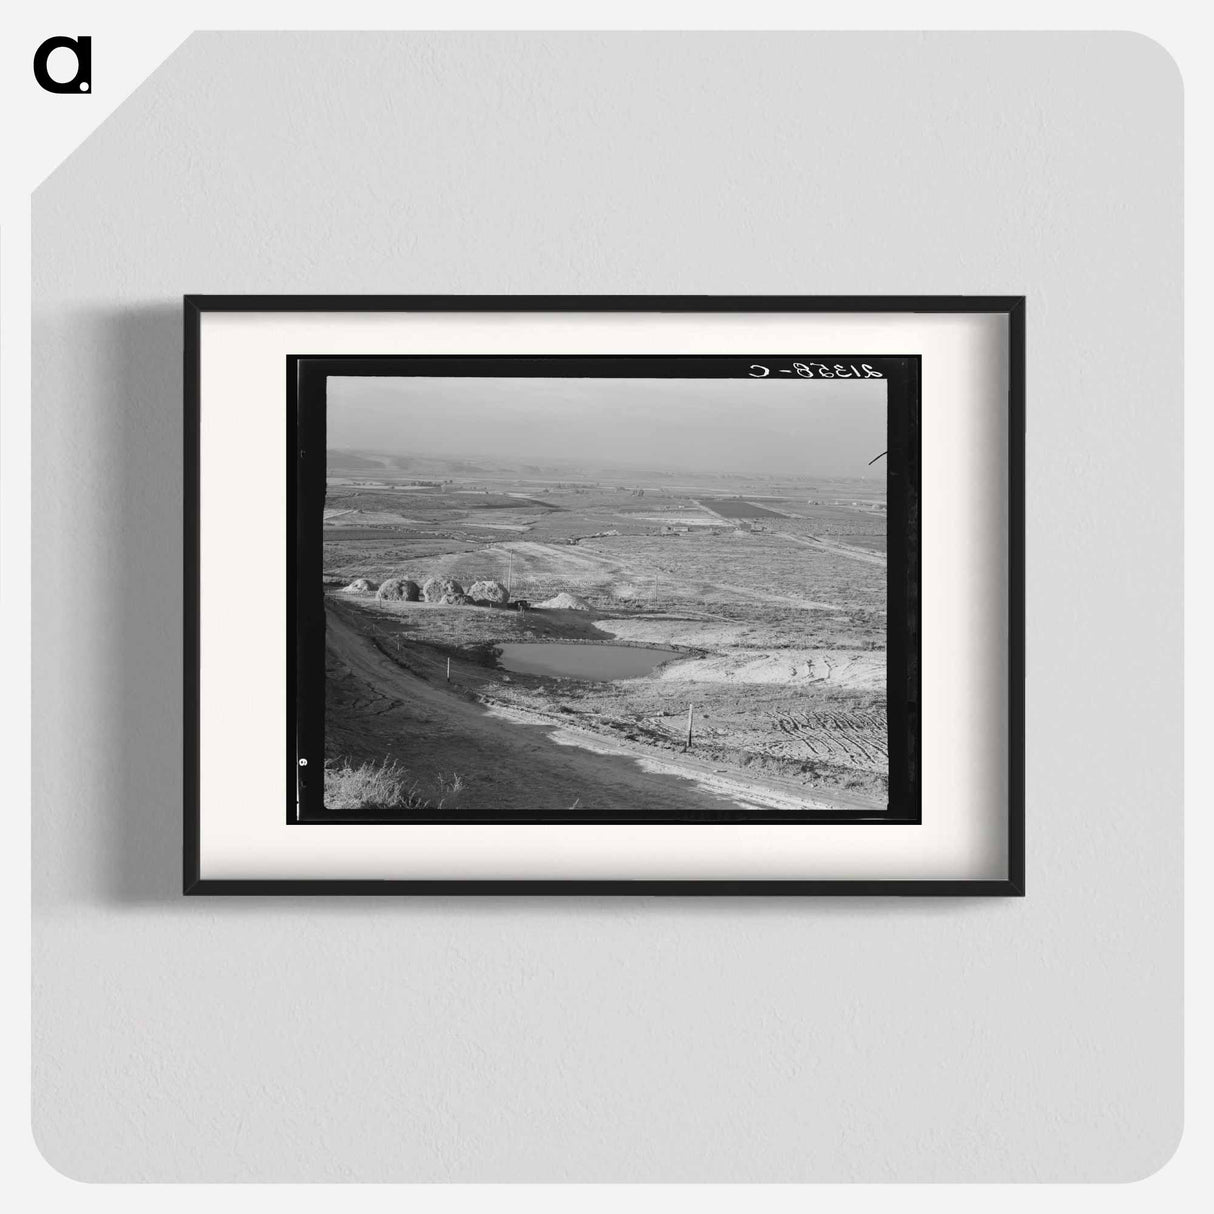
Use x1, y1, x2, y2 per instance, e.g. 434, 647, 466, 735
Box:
422, 576, 464, 603
376, 577, 420, 602
467, 579, 509, 606
343, 577, 378, 594
535, 591, 592, 611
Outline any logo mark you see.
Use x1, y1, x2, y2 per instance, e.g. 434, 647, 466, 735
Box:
33, 35, 91, 94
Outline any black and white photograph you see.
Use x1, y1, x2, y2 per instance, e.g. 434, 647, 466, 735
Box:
295, 356, 920, 823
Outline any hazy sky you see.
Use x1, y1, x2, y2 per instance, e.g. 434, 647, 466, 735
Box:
327, 375, 886, 476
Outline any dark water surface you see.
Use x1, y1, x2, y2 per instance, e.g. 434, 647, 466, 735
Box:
495, 642, 683, 680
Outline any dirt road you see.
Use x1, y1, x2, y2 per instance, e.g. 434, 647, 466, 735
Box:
771, 530, 888, 567
325, 609, 883, 815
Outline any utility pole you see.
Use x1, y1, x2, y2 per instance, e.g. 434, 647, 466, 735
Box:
507, 552, 513, 599
686, 703, 694, 749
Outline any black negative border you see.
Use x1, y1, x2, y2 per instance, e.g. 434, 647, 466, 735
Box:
291, 355, 918, 826
183, 295, 1024, 895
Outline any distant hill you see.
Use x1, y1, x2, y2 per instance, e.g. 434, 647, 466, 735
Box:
326, 450, 494, 477
326, 448, 876, 483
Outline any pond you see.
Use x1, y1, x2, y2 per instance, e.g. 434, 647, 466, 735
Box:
494, 642, 684, 681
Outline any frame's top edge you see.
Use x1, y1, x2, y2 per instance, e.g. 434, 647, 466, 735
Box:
182, 294, 1026, 315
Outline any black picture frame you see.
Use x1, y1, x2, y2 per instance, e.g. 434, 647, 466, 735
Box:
184, 295, 1025, 896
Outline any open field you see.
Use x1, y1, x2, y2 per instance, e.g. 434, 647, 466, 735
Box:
320, 462, 889, 814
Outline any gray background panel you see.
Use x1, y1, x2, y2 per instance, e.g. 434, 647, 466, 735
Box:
32, 32, 1181, 1181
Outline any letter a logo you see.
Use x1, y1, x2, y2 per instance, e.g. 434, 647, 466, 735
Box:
33, 36, 92, 94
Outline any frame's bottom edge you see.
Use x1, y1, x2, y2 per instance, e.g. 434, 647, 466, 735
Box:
184, 877, 1023, 896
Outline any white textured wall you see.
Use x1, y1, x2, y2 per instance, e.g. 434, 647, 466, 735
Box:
31, 32, 1181, 1181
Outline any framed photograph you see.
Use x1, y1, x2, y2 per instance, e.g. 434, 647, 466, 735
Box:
185, 296, 1023, 894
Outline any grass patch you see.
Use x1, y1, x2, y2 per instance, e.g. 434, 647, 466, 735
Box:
324, 758, 464, 811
